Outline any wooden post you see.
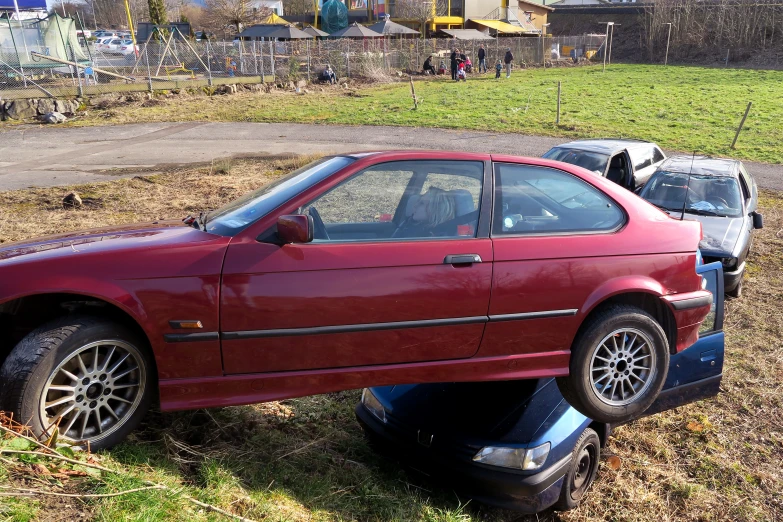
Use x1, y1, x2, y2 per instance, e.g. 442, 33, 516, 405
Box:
409, 75, 418, 110
731, 102, 752, 149
556, 81, 561, 125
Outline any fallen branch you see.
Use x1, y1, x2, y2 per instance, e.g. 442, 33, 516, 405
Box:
182, 494, 259, 522
0, 449, 115, 475
0, 484, 165, 499
0, 421, 61, 457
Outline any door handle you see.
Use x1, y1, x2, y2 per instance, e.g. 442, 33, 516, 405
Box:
444, 254, 482, 265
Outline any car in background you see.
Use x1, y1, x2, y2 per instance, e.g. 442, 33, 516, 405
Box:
639, 156, 762, 297
96, 37, 125, 54
93, 30, 116, 39
542, 139, 666, 191
119, 41, 139, 57
357, 262, 725, 513
0, 151, 712, 452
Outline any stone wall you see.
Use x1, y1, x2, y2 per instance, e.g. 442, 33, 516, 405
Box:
0, 98, 81, 122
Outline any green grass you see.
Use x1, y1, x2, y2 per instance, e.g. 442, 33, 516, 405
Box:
72, 64, 783, 164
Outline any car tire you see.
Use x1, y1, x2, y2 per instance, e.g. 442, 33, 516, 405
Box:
556, 304, 669, 424
0, 315, 153, 451
727, 279, 742, 298
553, 427, 600, 511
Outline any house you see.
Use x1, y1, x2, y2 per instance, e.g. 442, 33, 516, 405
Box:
251, 0, 284, 16
516, 0, 553, 33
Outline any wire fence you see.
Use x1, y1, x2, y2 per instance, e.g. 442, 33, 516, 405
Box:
0, 35, 605, 101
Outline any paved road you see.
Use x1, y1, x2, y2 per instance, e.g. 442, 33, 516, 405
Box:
0, 122, 780, 191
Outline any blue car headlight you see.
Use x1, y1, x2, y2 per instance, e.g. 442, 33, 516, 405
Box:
361, 388, 386, 424
472, 442, 551, 471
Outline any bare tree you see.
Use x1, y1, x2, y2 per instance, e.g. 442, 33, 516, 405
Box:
203, 0, 270, 36
283, 0, 313, 16
391, 0, 446, 34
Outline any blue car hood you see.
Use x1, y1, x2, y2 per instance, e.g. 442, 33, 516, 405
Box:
373, 379, 565, 444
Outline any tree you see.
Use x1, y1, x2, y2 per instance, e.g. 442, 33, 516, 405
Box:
391, 0, 446, 34
283, 0, 313, 16
203, 0, 270, 37
148, 0, 168, 26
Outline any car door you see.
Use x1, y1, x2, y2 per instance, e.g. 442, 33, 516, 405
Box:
628, 144, 666, 189
220, 157, 493, 374
479, 160, 627, 359
644, 261, 724, 416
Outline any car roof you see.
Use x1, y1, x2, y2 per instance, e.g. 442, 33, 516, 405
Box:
550, 138, 657, 155
657, 156, 739, 177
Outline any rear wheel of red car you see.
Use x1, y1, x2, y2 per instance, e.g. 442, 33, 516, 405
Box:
0, 316, 153, 451
556, 305, 669, 424
553, 427, 600, 511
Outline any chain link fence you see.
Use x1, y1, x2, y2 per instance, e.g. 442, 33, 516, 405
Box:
1, 35, 604, 101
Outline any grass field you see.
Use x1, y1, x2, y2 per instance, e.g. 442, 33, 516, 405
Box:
0, 157, 781, 522
64, 64, 783, 164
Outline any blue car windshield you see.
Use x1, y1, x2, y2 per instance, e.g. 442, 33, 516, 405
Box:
205, 156, 355, 236
542, 148, 610, 176
641, 172, 743, 218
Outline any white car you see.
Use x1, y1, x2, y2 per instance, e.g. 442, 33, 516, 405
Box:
98, 38, 125, 54
119, 41, 139, 57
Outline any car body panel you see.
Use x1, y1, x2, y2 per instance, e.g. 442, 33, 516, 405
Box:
357, 261, 725, 512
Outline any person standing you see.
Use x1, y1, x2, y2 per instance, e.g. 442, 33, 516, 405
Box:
504, 47, 514, 78
450, 48, 459, 81
478, 45, 486, 73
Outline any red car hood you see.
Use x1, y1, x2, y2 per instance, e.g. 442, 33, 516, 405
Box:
0, 221, 195, 262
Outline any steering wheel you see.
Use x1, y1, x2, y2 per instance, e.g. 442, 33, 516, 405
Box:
707, 196, 730, 209
308, 206, 329, 240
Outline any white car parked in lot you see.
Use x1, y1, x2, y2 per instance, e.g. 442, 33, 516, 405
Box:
119, 41, 139, 57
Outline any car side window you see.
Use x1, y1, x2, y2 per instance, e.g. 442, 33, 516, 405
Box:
493, 163, 624, 235
699, 269, 719, 335
652, 147, 665, 164
629, 146, 654, 171
303, 160, 484, 241
738, 165, 753, 203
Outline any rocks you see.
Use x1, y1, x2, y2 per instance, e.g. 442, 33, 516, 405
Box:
37, 98, 56, 115
296, 79, 307, 89
4, 99, 38, 120
62, 192, 82, 208
42, 112, 67, 124
55, 99, 80, 115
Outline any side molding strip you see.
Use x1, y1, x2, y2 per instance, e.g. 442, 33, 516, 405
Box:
164, 332, 220, 343
489, 309, 578, 322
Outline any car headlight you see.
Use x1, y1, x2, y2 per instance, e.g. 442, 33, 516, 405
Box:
361, 388, 386, 424
472, 442, 551, 471
721, 257, 738, 270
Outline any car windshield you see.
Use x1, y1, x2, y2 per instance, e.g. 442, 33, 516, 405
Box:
542, 148, 610, 176
204, 156, 355, 236
641, 172, 743, 217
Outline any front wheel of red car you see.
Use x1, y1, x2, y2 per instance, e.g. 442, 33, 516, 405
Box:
0, 316, 154, 451
556, 305, 669, 424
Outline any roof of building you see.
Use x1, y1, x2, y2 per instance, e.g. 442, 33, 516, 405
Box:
329, 22, 384, 38
238, 24, 311, 39
517, 0, 555, 11
366, 18, 420, 35
302, 25, 329, 37
435, 28, 495, 40
468, 19, 526, 34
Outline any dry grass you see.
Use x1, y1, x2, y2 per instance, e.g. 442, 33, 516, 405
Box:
0, 159, 781, 521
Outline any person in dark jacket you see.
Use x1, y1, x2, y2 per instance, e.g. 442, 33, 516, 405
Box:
478, 45, 486, 73
504, 48, 513, 78
423, 55, 436, 75
450, 48, 459, 80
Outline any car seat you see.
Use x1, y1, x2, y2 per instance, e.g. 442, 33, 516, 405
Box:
606, 156, 626, 186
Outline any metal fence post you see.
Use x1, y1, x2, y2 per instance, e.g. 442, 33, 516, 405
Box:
260, 40, 265, 83
206, 41, 213, 87
144, 45, 153, 92
270, 41, 275, 81
307, 40, 311, 81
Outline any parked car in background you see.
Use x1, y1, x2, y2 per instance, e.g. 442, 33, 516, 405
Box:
76, 29, 92, 39
357, 262, 725, 513
639, 156, 762, 297
119, 41, 139, 57
542, 139, 666, 191
93, 30, 116, 39
0, 152, 712, 451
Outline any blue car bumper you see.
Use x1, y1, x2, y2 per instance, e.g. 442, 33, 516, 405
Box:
355, 404, 571, 513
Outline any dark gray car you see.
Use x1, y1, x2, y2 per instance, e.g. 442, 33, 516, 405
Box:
542, 139, 666, 191
639, 156, 763, 297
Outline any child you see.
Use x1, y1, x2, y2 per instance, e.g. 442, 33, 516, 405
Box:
457, 59, 466, 81
438, 59, 447, 75
495, 59, 502, 79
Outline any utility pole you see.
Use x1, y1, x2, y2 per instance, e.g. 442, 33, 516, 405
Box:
600, 22, 617, 71
123, 0, 139, 58
663, 22, 672, 66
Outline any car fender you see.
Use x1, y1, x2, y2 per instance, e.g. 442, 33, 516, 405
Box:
577, 275, 667, 320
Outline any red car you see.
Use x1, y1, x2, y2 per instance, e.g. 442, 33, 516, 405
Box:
0, 152, 711, 449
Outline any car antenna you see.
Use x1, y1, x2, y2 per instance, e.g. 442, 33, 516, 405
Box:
680, 151, 696, 221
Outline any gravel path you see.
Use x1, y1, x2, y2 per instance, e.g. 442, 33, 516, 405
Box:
0, 122, 780, 191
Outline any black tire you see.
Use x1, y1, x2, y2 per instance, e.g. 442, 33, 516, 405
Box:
556, 304, 669, 423
553, 428, 600, 511
727, 279, 742, 298
0, 316, 153, 451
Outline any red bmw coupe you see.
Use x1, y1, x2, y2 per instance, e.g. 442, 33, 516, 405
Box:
0, 151, 712, 449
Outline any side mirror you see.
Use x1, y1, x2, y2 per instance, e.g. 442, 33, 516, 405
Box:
277, 214, 313, 244
751, 211, 763, 229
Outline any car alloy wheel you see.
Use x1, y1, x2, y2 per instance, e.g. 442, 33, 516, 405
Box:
589, 328, 656, 407
38, 340, 146, 444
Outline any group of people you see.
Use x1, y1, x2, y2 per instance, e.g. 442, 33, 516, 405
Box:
422, 45, 516, 80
